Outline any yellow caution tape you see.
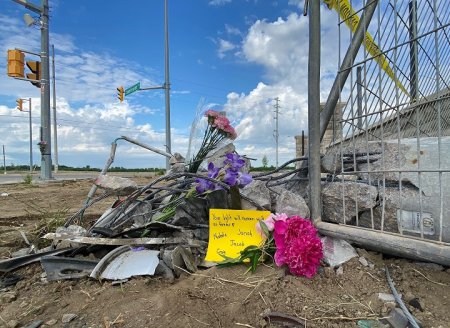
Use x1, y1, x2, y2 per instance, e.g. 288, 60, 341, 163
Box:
323, 0, 410, 97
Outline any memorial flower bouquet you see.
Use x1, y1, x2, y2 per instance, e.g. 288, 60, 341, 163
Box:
220, 213, 323, 278
188, 109, 237, 174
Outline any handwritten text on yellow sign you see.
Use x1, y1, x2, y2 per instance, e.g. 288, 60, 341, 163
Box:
205, 209, 270, 262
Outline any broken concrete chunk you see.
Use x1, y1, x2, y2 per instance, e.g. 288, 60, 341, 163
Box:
155, 260, 175, 280
61, 313, 77, 323
359, 256, 369, 267
240, 180, 271, 211
162, 246, 197, 277
171, 197, 208, 225
169, 152, 185, 165
275, 189, 310, 218
206, 189, 229, 209
167, 162, 186, 175
204, 143, 236, 170
94, 174, 138, 196
378, 293, 396, 302
322, 181, 377, 224
321, 152, 343, 174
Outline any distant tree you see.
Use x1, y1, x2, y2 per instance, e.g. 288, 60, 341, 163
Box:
262, 155, 268, 168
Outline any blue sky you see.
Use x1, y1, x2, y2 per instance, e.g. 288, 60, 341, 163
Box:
0, 0, 342, 169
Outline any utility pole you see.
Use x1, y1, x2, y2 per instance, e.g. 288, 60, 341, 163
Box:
52, 44, 58, 173
164, 0, 171, 171
274, 97, 280, 168
12, 0, 52, 180
40, 0, 52, 180
2, 145, 6, 174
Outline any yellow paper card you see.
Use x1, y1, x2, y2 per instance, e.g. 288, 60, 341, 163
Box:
204, 208, 271, 262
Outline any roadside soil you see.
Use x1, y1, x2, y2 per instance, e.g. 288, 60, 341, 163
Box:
0, 176, 449, 328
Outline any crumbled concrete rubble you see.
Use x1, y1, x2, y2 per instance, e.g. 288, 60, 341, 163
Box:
322, 181, 378, 224
322, 137, 450, 242
94, 174, 138, 196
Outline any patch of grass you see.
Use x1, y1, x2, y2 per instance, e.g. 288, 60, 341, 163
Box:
23, 201, 70, 248
22, 173, 33, 185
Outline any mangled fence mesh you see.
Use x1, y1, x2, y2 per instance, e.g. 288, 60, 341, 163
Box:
312, 0, 450, 265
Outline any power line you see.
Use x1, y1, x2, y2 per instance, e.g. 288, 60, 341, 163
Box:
274, 97, 280, 168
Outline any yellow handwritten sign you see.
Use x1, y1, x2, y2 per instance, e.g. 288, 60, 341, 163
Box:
323, 0, 410, 97
204, 209, 270, 262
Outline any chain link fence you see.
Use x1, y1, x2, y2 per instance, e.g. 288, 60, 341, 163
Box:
308, 0, 450, 265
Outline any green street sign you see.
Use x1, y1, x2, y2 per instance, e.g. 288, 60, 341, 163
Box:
125, 82, 140, 96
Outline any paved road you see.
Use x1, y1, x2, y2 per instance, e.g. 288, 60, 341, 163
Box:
0, 171, 155, 185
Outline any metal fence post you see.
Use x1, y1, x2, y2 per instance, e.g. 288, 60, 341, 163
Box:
308, 0, 321, 223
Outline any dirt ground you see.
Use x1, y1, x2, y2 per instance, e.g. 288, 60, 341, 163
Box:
0, 176, 449, 328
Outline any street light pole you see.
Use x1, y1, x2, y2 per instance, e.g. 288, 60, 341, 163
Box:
11, 0, 52, 179
164, 0, 171, 171
40, 0, 52, 180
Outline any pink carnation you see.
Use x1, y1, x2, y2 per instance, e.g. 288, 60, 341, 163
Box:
222, 124, 237, 140
256, 213, 288, 237
204, 109, 219, 118
213, 115, 230, 130
273, 216, 323, 278
205, 109, 220, 125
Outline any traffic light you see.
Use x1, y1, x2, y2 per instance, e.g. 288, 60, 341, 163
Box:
16, 99, 23, 111
117, 86, 124, 102
26, 61, 41, 88
7, 49, 25, 78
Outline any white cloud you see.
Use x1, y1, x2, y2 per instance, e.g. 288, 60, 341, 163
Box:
225, 24, 242, 36
217, 38, 237, 58
221, 9, 341, 165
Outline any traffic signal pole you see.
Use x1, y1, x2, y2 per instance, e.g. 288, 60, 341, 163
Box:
40, 0, 52, 180
11, 0, 52, 180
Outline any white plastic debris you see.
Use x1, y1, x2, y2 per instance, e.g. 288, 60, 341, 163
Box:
90, 246, 160, 280
321, 236, 358, 267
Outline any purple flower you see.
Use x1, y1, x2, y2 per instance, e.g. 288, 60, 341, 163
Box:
237, 172, 252, 186
223, 169, 238, 186
195, 178, 215, 193
222, 169, 252, 187
223, 153, 245, 171
207, 162, 220, 179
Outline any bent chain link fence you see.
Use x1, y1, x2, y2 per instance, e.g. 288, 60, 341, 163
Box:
311, 0, 450, 265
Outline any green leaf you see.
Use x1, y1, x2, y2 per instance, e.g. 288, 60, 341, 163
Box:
258, 220, 270, 238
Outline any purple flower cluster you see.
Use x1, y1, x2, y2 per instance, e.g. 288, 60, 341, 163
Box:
195, 153, 252, 194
